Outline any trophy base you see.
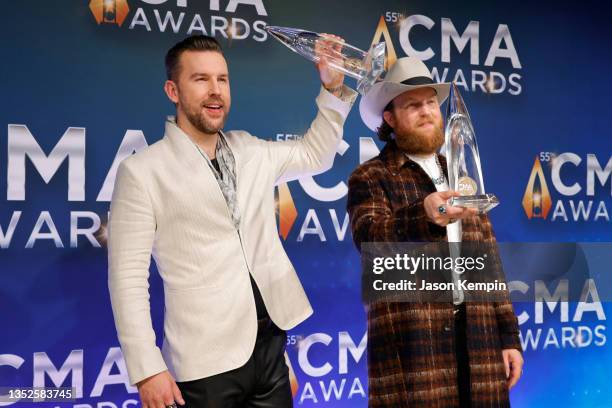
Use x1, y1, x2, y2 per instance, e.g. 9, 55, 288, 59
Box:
449, 194, 499, 213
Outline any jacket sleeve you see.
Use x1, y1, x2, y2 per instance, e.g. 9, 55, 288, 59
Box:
493, 258, 523, 352
107, 160, 168, 385
262, 86, 357, 185
346, 167, 446, 251
495, 298, 523, 351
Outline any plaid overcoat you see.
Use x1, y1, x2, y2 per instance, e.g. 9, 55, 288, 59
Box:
347, 141, 522, 408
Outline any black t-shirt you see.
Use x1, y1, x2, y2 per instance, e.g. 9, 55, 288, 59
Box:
210, 157, 221, 173
211, 157, 269, 320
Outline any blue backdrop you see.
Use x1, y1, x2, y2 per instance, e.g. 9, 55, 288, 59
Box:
1, 1, 611, 407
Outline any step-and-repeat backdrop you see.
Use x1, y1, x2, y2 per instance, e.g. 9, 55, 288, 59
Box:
1, 1, 611, 407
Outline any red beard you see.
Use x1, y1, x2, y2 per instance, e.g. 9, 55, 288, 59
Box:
395, 118, 444, 155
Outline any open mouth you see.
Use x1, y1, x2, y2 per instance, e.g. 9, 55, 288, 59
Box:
203, 103, 224, 116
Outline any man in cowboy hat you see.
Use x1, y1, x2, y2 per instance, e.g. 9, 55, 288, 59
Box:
347, 57, 523, 407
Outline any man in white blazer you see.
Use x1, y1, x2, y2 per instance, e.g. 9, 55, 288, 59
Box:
108, 35, 356, 408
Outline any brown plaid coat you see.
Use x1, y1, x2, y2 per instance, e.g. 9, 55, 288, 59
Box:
347, 141, 522, 408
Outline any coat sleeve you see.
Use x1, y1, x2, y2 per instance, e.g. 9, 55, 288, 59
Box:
495, 299, 523, 351
261, 86, 356, 185
346, 166, 446, 251
492, 257, 523, 352
107, 160, 168, 385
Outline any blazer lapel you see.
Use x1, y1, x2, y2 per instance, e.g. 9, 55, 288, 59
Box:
163, 118, 235, 223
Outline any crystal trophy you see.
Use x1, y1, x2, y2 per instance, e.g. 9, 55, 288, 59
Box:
265, 25, 385, 95
444, 82, 499, 212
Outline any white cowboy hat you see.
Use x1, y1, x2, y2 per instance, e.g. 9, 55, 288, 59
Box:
359, 57, 451, 131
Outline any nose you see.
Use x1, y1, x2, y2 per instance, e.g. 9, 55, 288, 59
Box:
209, 79, 221, 96
419, 101, 435, 117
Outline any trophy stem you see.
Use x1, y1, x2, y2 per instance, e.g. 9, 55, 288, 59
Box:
444, 82, 499, 213
265, 25, 386, 95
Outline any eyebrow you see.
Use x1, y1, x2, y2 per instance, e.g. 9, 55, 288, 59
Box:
189, 72, 229, 79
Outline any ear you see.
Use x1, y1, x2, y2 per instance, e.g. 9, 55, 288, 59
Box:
382, 110, 395, 128
164, 80, 179, 104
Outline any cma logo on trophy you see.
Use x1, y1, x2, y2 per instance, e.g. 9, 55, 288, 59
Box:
89, 0, 130, 27
522, 152, 612, 222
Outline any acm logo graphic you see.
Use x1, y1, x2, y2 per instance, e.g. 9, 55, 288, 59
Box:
369, 15, 400, 70
366, 13, 522, 95
275, 183, 298, 240
521, 152, 612, 222
89, 0, 130, 27
522, 156, 553, 219
86, 0, 269, 38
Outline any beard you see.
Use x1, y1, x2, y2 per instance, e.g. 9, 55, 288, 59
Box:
394, 116, 444, 155
181, 95, 229, 135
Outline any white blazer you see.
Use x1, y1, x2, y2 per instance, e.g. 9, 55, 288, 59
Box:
108, 87, 356, 385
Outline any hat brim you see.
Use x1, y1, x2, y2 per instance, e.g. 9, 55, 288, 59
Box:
359, 82, 451, 131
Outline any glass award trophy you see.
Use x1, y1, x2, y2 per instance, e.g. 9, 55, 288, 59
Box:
444, 82, 499, 213
265, 25, 385, 95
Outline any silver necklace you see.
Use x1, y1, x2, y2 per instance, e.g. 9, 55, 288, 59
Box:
431, 155, 446, 185
406, 153, 446, 185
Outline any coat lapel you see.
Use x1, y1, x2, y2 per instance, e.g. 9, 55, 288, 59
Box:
163, 118, 235, 223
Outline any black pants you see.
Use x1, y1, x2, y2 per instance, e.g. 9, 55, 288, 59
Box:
176, 318, 292, 408
454, 303, 471, 408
